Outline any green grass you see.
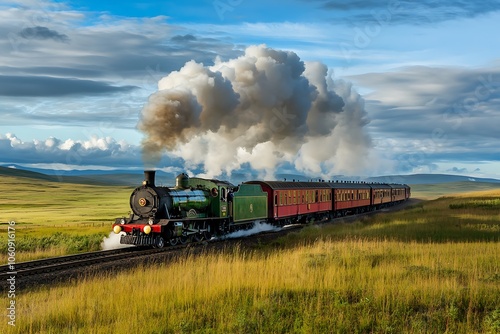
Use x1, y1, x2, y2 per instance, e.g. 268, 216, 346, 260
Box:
0, 176, 132, 262
1, 187, 500, 333
449, 198, 500, 210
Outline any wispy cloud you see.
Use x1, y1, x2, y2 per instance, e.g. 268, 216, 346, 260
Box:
348, 64, 500, 173
0, 75, 137, 97
308, 0, 500, 24
0, 0, 241, 136
18, 26, 69, 43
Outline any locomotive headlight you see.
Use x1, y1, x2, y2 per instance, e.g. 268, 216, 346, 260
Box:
143, 225, 152, 234
148, 218, 154, 225
120, 218, 125, 225
113, 225, 122, 234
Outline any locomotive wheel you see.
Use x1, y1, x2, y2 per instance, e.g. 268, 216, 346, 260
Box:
169, 238, 178, 246
179, 236, 189, 244
155, 236, 165, 249
203, 231, 212, 240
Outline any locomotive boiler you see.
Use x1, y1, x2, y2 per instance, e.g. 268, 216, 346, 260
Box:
129, 171, 211, 221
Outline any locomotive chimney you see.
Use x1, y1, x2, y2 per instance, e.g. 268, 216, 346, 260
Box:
144, 170, 156, 186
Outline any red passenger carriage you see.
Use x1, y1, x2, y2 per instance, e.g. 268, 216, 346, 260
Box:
329, 182, 372, 215
370, 184, 393, 208
245, 181, 332, 224
390, 184, 409, 203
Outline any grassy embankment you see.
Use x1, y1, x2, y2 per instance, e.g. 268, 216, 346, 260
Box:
0, 176, 132, 262
1, 180, 499, 333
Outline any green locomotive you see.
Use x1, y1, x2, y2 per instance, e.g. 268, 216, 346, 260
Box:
112, 171, 267, 248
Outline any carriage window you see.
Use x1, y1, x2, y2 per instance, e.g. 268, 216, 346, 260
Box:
274, 194, 278, 206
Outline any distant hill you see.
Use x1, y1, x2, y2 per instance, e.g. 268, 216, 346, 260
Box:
0, 166, 56, 181
1, 165, 499, 187
366, 174, 500, 185
0, 166, 138, 186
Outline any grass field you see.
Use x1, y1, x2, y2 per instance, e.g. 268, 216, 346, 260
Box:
1, 177, 499, 333
0, 176, 132, 262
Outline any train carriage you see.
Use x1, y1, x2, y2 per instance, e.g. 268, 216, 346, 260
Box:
245, 181, 332, 224
330, 182, 372, 216
390, 184, 408, 203
404, 184, 411, 200
370, 184, 393, 209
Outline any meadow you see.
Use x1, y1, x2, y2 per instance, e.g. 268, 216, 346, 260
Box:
0, 176, 132, 262
1, 175, 499, 333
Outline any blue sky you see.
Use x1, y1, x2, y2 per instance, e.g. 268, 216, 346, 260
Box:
1, 0, 499, 179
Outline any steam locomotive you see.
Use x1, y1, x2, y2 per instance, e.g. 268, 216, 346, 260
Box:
112, 171, 410, 248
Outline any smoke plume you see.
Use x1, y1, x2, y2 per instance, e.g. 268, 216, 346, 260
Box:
139, 45, 371, 178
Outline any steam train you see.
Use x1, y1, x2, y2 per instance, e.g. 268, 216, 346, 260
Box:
112, 171, 410, 248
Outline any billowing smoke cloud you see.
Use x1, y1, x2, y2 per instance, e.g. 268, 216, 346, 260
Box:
139, 45, 371, 178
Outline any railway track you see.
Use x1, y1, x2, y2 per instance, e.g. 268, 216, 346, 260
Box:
0, 248, 146, 280
0, 244, 193, 282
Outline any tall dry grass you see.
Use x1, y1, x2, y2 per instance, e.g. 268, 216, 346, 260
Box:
3, 238, 500, 333
2, 182, 499, 333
